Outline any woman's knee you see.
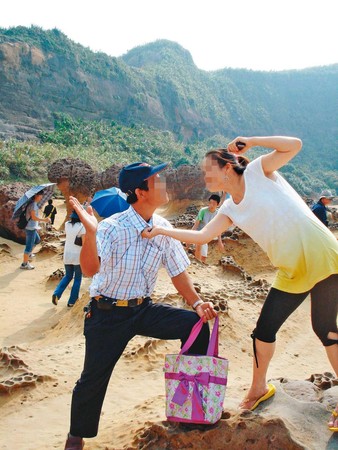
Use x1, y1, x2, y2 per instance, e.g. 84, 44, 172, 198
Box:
252, 326, 277, 344
313, 327, 338, 346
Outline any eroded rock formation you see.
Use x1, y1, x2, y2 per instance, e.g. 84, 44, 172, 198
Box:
165, 165, 207, 201
0, 346, 52, 394
0, 159, 209, 242
47, 159, 208, 223
0, 182, 31, 244
48, 158, 96, 220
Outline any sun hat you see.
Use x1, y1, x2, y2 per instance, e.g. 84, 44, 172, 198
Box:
119, 162, 168, 194
319, 189, 334, 199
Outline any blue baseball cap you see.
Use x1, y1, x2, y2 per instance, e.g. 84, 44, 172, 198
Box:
119, 162, 168, 194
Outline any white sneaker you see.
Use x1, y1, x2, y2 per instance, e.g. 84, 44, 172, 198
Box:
20, 262, 35, 270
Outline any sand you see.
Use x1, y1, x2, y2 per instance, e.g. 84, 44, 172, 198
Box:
0, 199, 337, 449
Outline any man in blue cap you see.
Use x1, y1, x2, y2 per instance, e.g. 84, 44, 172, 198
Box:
64, 161, 217, 449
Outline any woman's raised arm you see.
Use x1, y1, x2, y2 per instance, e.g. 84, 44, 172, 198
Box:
228, 136, 302, 176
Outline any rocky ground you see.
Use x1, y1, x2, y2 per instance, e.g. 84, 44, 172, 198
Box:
0, 199, 337, 450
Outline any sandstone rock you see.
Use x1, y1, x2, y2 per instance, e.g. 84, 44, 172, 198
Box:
48, 158, 96, 221
130, 378, 338, 450
0, 159, 210, 242
166, 165, 208, 201
0, 182, 31, 244
97, 164, 123, 191
0, 346, 52, 395
220, 255, 252, 282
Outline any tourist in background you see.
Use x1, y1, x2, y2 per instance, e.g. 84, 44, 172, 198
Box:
43, 199, 57, 225
311, 189, 335, 227
21, 191, 51, 270
143, 135, 338, 431
52, 211, 85, 307
192, 194, 224, 263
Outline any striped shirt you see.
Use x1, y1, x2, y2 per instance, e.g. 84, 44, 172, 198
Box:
89, 206, 190, 299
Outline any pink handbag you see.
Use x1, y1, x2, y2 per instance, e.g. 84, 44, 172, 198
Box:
164, 316, 228, 424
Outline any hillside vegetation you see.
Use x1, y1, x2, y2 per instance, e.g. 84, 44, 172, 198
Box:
0, 26, 337, 196
0, 113, 336, 197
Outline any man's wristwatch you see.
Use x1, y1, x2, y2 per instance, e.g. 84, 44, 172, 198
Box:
192, 299, 204, 310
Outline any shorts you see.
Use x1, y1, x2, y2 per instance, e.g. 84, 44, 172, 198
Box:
24, 229, 41, 254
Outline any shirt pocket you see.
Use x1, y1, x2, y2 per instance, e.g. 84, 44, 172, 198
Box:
141, 241, 163, 275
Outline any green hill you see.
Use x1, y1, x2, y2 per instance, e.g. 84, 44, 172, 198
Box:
0, 26, 337, 196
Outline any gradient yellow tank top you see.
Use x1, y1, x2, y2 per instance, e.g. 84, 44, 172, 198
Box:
219, 156, 338, 293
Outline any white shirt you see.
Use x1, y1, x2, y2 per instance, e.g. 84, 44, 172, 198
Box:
63, 221, 85, 265
219, 156, 338, 293
89, 206, 190, 299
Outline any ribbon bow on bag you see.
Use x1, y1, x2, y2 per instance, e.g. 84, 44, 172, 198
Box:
172, 371, 210, 420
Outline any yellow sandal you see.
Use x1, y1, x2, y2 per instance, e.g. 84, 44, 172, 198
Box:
328, 409, 338, 432
241, 383, 276, 411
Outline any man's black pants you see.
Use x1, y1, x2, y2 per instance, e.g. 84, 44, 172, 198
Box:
70, 298, 209, 437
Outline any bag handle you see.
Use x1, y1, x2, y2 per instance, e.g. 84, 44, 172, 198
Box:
180, 316, 219, 357
208, 315, 219, 357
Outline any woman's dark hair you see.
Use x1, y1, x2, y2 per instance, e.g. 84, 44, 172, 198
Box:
127, 180, 149, 204
206, 149, 249, 175
70, 217, 81, 225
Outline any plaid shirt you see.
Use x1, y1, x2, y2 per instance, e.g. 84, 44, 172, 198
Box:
89, 206, 190, 299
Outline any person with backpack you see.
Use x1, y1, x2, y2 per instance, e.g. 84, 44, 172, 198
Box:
20, 191, 51, 270
43, 199, 57, 225
52, 211, 85, 307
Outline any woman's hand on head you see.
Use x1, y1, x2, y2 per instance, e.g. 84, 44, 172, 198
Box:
227, 136, 251, 155
141, 226, 161, 239
69, 196, 98, 235
196, 301, 217, 322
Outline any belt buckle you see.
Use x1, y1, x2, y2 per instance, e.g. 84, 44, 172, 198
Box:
116, 298, 143, 307
116, 300, 128, 307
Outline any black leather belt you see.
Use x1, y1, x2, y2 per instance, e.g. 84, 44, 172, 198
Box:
94, 295, 150, 310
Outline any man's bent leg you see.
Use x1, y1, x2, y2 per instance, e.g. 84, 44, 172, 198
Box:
135, 301, 210, 355
69, 302, 135, 438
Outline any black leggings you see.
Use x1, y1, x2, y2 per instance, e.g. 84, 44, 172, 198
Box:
253, 274, 338, 354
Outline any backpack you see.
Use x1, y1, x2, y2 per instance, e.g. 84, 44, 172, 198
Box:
17, 209, 28, 229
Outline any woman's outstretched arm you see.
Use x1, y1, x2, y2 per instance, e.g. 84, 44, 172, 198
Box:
142, 212, 232, 242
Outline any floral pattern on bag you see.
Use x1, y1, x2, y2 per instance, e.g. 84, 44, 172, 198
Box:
164, 353, 228, 424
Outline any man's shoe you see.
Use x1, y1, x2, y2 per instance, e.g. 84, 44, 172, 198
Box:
52, 294, 59, 305
20, 262, 35, 270
64, 433, 84, 450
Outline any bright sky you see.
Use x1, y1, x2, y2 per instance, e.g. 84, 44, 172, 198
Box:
1, 0, 337, 71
